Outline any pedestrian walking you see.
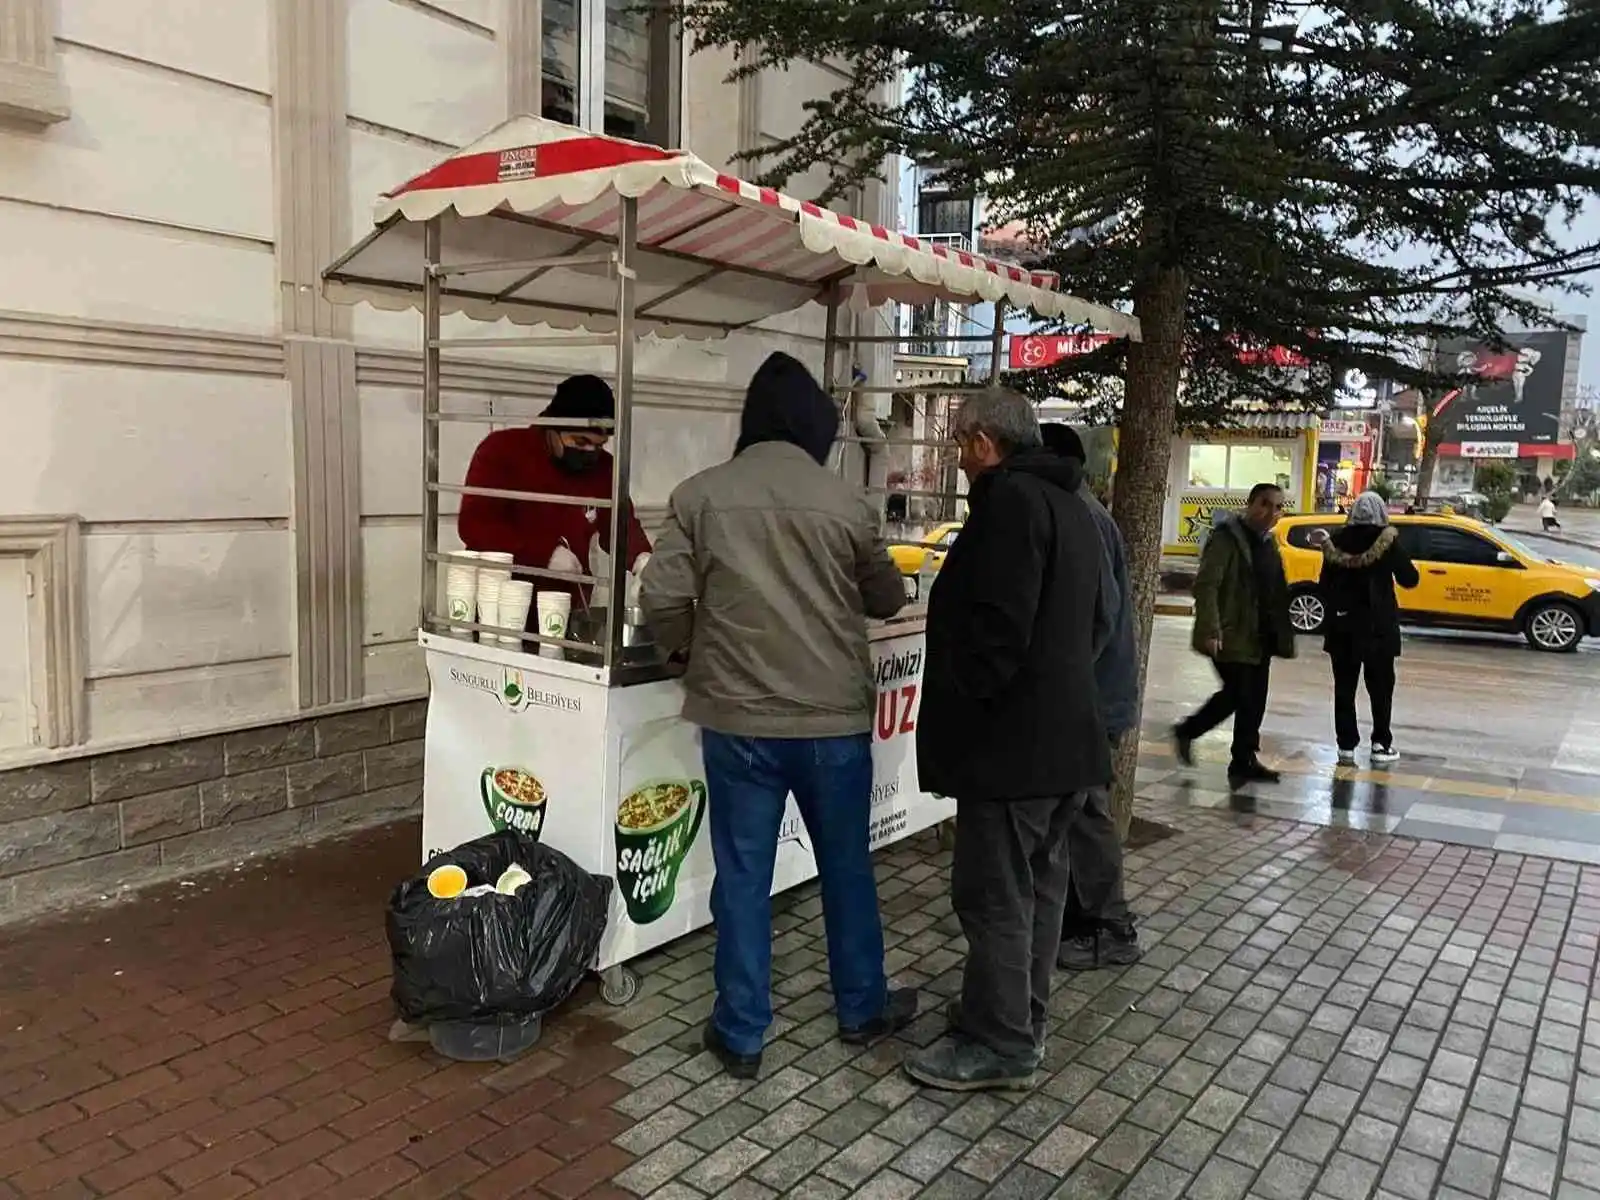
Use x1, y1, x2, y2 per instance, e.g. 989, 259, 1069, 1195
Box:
907, 391, 1111, 1093
639, 351, 917, 1080
1312, 492, 1419, 765
1039, 423, 1140, 970
1174, 482, 1295, 790
1540, 493, 1562, 531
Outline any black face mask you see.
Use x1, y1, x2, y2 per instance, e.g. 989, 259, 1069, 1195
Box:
555, 446, 602, 473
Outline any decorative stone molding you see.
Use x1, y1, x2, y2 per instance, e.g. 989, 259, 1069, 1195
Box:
0, 0, 68, 128
0, 515, 84, 750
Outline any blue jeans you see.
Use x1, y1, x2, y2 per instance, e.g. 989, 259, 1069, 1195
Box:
701, 730, 888, 1056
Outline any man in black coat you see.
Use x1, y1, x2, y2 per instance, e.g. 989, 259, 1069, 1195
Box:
906, 391, 1112, 1093
1039, 424, 1141, 971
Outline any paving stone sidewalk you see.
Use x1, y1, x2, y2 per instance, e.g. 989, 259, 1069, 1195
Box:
5, 791, 1600, 1199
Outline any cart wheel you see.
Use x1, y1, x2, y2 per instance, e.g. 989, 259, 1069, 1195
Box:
600, 966, 640, 1007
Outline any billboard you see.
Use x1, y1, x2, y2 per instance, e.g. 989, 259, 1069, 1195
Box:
1433, 331, 1572, 457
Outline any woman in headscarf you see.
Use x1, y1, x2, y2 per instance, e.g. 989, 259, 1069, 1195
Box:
1312, 492, 1419, 765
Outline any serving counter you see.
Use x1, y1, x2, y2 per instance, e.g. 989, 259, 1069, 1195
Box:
418, 611, 947, 1003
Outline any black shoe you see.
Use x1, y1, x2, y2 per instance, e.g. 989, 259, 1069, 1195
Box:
905, 1036, 1038, 1092
1058, 928, 1142, 971
702, 1022, 761, 1080
840, 987, 920, 1047
1173, 726, 1195, 767
1228, 759, 1281, 788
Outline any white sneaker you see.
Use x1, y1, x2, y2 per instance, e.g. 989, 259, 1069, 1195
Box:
1337, 749, 1357, 766
1371, 745, 1400, 766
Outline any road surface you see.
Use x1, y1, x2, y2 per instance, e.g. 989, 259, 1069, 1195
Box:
1143, 611, 1600, 776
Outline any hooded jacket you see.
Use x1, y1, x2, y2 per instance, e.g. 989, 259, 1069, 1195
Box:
918, 448, 1113, 802
1191, 514, 1296, 664
639, 353, 907, 737
1318, 523, 1419, 658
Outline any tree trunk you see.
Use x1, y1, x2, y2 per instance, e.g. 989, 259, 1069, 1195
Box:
1108, 265, 1190, 840
1414, 403, 1442, 508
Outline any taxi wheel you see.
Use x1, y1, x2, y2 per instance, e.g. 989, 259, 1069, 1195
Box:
1288, 588, 1326, 635
1524, 601, 1583, 652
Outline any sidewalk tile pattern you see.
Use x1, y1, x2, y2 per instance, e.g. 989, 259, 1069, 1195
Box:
7, 783, 1600, 1198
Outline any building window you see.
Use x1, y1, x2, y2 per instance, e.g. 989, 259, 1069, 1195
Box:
917, 196, 974, 239
1186, 442, 1293, 492
542, 0, 678, 148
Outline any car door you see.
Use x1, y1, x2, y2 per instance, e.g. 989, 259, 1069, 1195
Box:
927, 525, 959, 573
1411, 523, 1522, 623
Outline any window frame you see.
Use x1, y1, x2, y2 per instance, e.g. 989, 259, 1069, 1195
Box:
546, 0, 680, 148
1415, 523, 1510, 568
0, 516, 85, 752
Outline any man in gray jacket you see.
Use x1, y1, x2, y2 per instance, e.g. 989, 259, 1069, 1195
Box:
641, 351, 917, 1080
1039, 424, 1140, 969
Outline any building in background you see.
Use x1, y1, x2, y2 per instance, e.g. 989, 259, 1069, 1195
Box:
1425, 325, 1584, 497
0, 0, 895, 907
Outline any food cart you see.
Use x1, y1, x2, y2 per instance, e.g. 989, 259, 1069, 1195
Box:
322, 116, 1140, 1004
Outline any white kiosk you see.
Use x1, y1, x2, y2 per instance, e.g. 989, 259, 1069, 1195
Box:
323, 116, 1140, 1003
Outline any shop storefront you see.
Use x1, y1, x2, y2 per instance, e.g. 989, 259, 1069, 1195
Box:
1315, 416, 1376, 512
1162, 413, 1320, 555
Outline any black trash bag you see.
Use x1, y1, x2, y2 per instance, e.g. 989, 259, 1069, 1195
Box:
387, 829, 613, 1025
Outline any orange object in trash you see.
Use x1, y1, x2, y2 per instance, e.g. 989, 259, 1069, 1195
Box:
426, 864, 468, 899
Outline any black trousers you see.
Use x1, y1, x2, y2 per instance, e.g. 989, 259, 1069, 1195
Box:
1178, 659, 1272, 770
1331, 650, 1396, 751
1060, 786, 1134, 940
1544, 516, 1562, 531
951, 793, 1083, 1060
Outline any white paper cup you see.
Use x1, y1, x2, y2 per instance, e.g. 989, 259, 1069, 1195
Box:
444, 557, 480, 639
535, 591, 572, 660
476, 595, 501, 644
499, 580, 535, 650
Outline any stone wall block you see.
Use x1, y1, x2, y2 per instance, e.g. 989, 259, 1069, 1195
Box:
286, 752, 365, 808
92, 738, 224, 803
224, 721, 316, 775
314, 709, 391, 756
120, 787, 203, 847
0, 759, 91, 824
200, 768, 289, 827
0, 808, 121, 877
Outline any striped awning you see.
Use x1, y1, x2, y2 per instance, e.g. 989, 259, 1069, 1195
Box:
1224, 411, 1321, 433
323, 116, 1141, 342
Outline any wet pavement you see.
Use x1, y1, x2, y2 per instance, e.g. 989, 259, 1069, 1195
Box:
7, 623, 1600, 1198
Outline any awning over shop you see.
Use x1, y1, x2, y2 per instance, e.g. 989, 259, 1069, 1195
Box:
323, 116, 1142, 342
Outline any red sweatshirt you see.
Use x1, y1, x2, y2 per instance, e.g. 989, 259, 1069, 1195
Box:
457, 427, 650, 603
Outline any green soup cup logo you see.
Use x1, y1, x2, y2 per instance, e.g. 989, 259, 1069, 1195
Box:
480, 766, 547, 840
614, 779, 706, 925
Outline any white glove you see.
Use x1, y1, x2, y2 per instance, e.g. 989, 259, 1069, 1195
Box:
548, 542, 583, 578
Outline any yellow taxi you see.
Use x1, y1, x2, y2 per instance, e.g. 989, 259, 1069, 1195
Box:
889, 522, 961, 599
1276, 512, 1600, 652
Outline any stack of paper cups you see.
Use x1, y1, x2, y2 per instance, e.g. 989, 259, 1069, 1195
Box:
475, 552, 514, 643
535, 591, 572, 660
497, 581, 535, 649
444, 550, 481, 639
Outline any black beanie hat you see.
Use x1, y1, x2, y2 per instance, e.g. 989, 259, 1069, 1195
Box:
1041, 422, 1087, 463
543, 374, 615, 425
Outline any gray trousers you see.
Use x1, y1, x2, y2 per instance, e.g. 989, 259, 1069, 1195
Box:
951, 793, 1085, 1060
1061, 786, 1135, 939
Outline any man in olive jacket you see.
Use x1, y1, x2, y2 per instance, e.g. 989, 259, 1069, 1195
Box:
1176, 482, 1296, 788
640, 351, 916, 1081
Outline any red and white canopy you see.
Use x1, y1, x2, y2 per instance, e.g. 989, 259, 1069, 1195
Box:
323, 116, 1140, 342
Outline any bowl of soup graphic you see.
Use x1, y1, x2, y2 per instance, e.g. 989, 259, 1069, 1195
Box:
480, 767, 548, 840
614, 779, 705, 925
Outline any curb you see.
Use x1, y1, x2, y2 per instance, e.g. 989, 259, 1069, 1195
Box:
1502, 524, 1600, 554
1154, 598, 1195, 616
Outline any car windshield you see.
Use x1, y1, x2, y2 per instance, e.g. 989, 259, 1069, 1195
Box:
1490, 530, 1548, 563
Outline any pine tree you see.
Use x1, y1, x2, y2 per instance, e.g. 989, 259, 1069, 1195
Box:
678, 0, 1600, 830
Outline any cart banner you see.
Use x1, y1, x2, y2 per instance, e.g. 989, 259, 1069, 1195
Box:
421, 632, 951, 971
598, 629, 950, 966
420, 656, 609, 870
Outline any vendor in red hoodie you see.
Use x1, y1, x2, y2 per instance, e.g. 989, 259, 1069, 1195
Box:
457, 374, 650, 606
